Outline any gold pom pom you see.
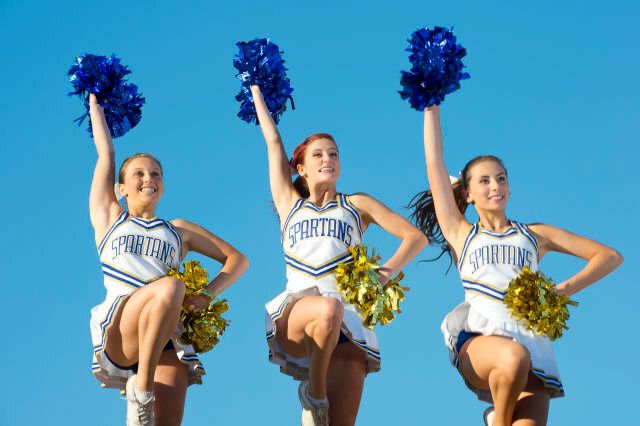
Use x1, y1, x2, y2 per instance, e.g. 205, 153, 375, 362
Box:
168, 260, 229, 353
504, 267, 578, 340
335, 244, 408, 329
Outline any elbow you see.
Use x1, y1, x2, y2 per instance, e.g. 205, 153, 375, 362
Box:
609, 248, 624, 269
236, 251, 250, 275
409, 228, 429, 251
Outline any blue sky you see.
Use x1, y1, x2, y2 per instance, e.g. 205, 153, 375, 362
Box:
0, 1, 637, 424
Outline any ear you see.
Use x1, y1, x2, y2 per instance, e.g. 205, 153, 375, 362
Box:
297, 163, 307, 178
118, 183, 127, 198
464, 190, 473, 204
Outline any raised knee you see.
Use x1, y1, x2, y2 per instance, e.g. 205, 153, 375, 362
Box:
310, 298, 343, 335
495, 343, 531, 381
152, 276, 185, 309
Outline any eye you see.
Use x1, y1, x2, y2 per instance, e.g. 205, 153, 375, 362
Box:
330, 152, 338, 158
134, 171, 144, 177
313, 153, 322, 157
497, 176, 506, 183
151, 171, 161, 178
479, 178, 489, 184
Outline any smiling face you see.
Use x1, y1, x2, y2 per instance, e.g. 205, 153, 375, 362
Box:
464, 160, 509, 213
117, 155, 164, 209
296, 138, 340, 187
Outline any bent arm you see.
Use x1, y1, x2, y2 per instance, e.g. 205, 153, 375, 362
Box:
423, 106, 469, 252
173, 219, 250, 296
88, 94, 122, 244
351, 194, 428, 284
250, 85, 298, 220
530, 223, 623, 296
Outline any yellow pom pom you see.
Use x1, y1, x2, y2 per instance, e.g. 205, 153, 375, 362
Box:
168, 260, 230, 353
504, 267, 578, 340
334, 244, 408, 329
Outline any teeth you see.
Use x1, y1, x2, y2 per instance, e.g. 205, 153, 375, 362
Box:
141, 188, 156, 193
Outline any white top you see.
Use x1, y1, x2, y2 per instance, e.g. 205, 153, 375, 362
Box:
281, 194, 363, 293
98, 211, 183, 296
457, 221, 539, 324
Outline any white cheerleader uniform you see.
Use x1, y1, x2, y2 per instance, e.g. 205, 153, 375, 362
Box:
265, 194, 381, 380
90, 211, 205, 389
442, 221, 564, 402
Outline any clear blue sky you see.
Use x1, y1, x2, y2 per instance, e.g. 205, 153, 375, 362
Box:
1, 1, 637, 424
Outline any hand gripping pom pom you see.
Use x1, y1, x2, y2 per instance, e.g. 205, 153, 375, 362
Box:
398, 26, 470, 110
67, 53, 145, 138
504, 267, 578, 340
334, 244, 408, 329
168, 261, 230, 353
233, 38, 294, 124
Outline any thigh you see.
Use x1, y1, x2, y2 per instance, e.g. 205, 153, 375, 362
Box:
326, 342, 367, 426
458, 335, 530, 391
153, 349, 189, 426
275, 296, 343, 358
106, 277, 183, 365
512, 372, 551, 426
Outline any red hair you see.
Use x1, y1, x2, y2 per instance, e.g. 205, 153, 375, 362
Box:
289, 133, 337, 197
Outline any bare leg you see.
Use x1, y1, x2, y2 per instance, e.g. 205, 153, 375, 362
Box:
153, 349, 189, 426
105, 276, 186, 391
275, 296, 344, 399
512, 372, 550, 426
458, 336, 531, 426
326, 342, 367, 426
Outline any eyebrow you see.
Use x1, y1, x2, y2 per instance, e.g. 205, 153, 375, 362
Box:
477, 172, 506, 179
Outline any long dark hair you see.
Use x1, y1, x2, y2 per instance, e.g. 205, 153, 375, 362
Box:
409, 155, 507, 266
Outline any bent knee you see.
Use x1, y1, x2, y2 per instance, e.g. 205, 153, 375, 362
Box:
316, 297, 344, 325
152, 276, 185, 307
496, 343, 531, 377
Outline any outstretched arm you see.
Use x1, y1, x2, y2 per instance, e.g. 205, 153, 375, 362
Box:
530, 224, 623, 296
250, 85, 298, 221
88, 93, 122, 244
350, 194, 428, 284
172, 219, 250, 310
423, 106, 470, 254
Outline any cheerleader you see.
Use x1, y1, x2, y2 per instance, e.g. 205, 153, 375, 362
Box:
250, 85, 428, 426
410, 105, 623, 426
87, 94, 249, 426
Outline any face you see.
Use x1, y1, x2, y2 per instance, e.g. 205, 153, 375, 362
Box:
297, 138, 340, 186
118, 157, 163, 207
465, 160, 509, 212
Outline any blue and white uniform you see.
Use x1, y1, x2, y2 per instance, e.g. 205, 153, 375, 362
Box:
265, 194, 381, 380
442, 221, 564, 402
90, 211, 205, 389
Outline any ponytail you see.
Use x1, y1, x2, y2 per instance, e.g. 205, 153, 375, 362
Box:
409, 155, 507, 268
408, 180, 469, 267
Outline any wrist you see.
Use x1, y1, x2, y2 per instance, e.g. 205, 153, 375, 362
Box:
201, 288, 215, 299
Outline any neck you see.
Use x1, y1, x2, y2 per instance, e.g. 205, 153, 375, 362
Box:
126, 203, 157, 219
307, 184, 337, 206
476, 210, 509, 232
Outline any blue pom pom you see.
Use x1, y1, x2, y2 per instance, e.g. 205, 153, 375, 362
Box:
68, 54, 145, 138
399, 27, 470, 110
233, 39, 294, 125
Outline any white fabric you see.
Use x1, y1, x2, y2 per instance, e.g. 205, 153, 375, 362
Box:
442, 222, 564, 402
265, 195, 381, 380
90, 211, 205, 389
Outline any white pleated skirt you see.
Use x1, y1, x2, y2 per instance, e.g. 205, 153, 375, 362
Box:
265, 286, 381, 381
442, 300, 565, 403
90, 289, 206, 390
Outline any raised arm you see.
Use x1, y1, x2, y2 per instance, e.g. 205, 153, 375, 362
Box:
250, 85, 299, 221
529, 224, 623, 296
172, 219, 249, 309
350, 194, 428, 284
88, 94, 122, 245
423, 105, 470, 253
